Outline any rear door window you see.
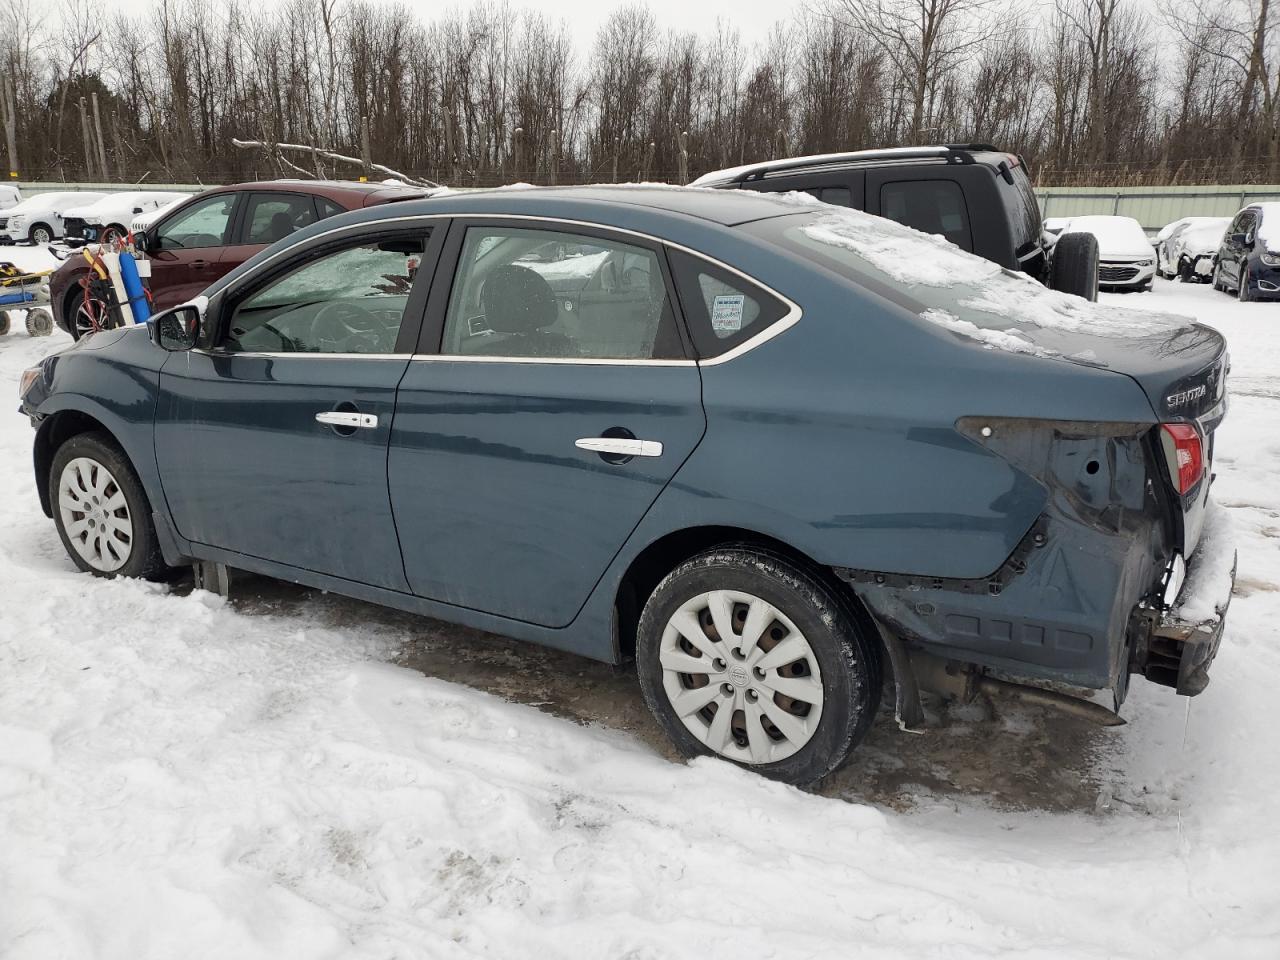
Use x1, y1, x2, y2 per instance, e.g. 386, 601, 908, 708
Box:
880, 179, 973, 251
243, 193, 319, 245
802, 186, 853, 207
440, 225, 686, 360
668, 249, 790, 359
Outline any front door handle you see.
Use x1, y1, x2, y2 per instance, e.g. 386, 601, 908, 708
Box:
575, 437, 663, 458
316, 410, 378, 429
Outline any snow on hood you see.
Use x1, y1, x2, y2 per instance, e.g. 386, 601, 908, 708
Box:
778, 196, 1192, 359
1062, 215, 1152, 259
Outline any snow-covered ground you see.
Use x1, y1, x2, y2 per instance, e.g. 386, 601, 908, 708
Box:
2, 245, 1279, 958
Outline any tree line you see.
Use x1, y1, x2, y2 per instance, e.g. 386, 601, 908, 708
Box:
1, 0, 1278, 188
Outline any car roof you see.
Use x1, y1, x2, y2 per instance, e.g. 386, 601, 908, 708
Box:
690, 144, 1012, 186
404, 184, 809, 227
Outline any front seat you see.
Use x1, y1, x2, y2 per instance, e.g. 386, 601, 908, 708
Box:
471, 264, 574, 357
265, 211, 295, 243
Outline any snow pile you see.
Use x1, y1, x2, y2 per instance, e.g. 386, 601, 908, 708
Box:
802, 208, 1002, 287
918, 307, 1055, 357
1061, 215, 1152, 258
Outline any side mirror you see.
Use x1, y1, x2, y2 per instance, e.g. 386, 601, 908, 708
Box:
148, 297, 206, 351
1230, 232, 1248, 246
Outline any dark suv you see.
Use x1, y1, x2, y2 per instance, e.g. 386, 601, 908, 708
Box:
692, 144, 1098, 299
1212, 202, 1280, 301
50, 180, 431, 339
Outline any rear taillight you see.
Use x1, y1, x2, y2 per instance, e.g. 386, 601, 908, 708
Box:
1160, 423, 1204, 495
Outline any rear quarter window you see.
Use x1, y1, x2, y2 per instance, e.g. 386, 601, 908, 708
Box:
668, 249, 791, 359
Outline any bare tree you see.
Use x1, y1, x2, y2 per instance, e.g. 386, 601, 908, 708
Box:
832, 0, 1001, 143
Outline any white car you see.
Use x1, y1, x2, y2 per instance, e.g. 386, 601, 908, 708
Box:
130, 195, 193, 235
1059, 215, 1156, 291
1158, 217, 1231, 282
62, 191, 192, 243
0, 191, 107, 244
0, 184, 20, 211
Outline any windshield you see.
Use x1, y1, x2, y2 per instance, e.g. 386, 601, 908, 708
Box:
748, 197, 1195, 363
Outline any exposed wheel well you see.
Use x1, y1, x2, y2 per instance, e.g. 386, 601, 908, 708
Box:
613, 525, 883, 675
33, 411, 116, 516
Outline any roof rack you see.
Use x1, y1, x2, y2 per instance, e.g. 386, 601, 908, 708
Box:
719, 143, 1005, 184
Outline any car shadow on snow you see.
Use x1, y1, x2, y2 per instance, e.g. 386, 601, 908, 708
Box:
222, 570, 1121, 815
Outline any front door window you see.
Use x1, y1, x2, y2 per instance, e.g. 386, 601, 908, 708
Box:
156, 194, 235, 249
224, 239, 425, 354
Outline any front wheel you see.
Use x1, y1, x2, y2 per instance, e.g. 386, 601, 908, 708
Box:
1238, 265, 1253, 301
50, 432, 172, 580
636, 546, 881, 785
29, 222, 54, 245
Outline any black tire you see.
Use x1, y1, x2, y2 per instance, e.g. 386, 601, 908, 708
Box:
0, 310, 10, 335
1212, 262, 1225, 292
1139, 278, 1153, 292
29, 222, 54, 245
49, 432, 172, 581
635, 545, 881, 786
25, 309, 53, 336
1238, 265, 1253, 302
1049, 232, 1099, 301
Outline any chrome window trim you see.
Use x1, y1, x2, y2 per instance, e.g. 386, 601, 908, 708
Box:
191, 349, 414, 360
409, 355, 697, 367
217, 211, 803, 367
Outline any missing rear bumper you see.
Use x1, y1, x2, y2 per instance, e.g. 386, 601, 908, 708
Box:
1136, 502, 1236, 696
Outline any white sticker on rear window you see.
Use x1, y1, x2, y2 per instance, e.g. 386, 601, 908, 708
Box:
711, 294, 745, 333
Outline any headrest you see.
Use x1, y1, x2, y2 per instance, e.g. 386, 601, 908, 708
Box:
481, 264, 558, 334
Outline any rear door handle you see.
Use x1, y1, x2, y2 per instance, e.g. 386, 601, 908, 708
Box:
316, 410, 378, 429
575, 437, 663, 458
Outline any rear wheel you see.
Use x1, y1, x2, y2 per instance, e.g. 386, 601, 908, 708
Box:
1049, 232, 1099, 301
50, 432, 171, 580
636, 546, 881, 785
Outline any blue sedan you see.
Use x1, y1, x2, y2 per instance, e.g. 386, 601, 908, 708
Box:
18, 186, 1234, 784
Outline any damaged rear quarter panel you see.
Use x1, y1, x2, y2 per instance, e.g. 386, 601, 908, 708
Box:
840, 418, 1171, 691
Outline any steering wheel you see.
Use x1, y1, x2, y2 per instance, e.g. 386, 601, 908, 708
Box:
310, 300, 386, 353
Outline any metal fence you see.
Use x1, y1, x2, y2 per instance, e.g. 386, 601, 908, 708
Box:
1036, 185, 1280, 231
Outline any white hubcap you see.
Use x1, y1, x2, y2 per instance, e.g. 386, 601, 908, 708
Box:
58, 457, 133, 572
660, 590, 824, 765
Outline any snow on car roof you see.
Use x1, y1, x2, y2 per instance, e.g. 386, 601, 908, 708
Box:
1177, 218, 1231, 255
1061, 215, 1152, 257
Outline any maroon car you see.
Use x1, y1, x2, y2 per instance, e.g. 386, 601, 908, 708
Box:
52, 180, 430, 338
